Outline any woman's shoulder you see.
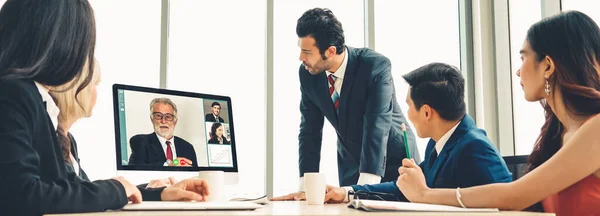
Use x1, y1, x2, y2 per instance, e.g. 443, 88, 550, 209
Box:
584, 113, 600, 124
0, 79, 41, 102
580, 114, 600, 132
0, 78, 36, 88
0, 79, 44, 120
575, 114, 600, 173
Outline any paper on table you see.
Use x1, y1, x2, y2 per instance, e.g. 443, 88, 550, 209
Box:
348, 200, 499, 212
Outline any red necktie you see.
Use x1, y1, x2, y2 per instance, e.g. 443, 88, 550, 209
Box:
328, 74, 339, 110
166, 141, 173, 161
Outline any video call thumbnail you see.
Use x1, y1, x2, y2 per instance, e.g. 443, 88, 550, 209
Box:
116, 89, 234, 168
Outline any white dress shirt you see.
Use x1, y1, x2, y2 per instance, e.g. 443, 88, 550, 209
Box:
157, 134, 177, 166
35, 82, 59, 130
434, 121, 461, 154
299, 48, 382, 191
325, 48, 348, 97
69, 153, 80, 176
341, 121, 462, 202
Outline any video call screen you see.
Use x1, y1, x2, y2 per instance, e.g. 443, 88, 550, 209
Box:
113, 84, 237, 171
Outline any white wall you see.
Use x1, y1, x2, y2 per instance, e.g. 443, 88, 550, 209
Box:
374, 0, 461, 160
508, 0, 544, 155
167, 0, 266, 198
71, 0, 162, 181
563, 0, 600, 23
122, 90, 209, 167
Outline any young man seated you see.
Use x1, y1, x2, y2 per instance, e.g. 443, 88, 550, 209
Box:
324, 63, 513, 203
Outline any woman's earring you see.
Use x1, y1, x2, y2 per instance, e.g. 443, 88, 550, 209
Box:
545, 79, 550, 96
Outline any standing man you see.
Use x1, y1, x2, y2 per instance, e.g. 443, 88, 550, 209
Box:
272, 8, 419, 200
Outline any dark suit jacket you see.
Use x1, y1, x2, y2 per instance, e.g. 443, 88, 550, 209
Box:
208, 136, 229, 144
0, 79, 128, 215
65, 133, 163, 201
128, 133, 198, 167
351, 115, 513, 201
299, 46, 420, 186
205, 114, 225, 122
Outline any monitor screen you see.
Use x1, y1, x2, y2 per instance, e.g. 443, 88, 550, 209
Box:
113, 84, 238, 172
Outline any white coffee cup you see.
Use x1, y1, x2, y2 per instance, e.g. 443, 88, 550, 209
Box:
198, 170, 225, 202
304, 173, 326, 205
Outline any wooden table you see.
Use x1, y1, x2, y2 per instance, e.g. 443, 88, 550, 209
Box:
46, 201, 554, 216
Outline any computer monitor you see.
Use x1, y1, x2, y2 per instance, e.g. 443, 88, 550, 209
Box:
112, 84, 238, 184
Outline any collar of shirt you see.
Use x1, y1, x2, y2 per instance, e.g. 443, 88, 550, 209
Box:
69, 153, 80, 176
435, 121, 461, 154
325, 48, 348, 79
156, 134, 176, 156
35, 82, 59, 131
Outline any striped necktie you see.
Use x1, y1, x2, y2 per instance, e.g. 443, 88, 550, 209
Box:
327, 74, 339, 110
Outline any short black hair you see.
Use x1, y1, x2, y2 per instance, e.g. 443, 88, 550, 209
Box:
296, 8, 345, 57
402, 63, 466, 121
211, 102, 221, 108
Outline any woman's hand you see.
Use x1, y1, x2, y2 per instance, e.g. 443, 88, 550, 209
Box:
161, 178, 210, 201
146, 177, 177, 188
113, 176, 143, 203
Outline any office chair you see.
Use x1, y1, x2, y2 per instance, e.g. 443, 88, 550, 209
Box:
502, 155, 529, 181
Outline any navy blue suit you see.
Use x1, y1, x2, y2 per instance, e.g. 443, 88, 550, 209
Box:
299, 47, 420, 186
351, 115, 512, 201
128, 133, 198, 167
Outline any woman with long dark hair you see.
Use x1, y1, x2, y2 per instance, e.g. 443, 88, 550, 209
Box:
395, 11, 600, 215
208, 122, 229, 144
0, 0, 208, 215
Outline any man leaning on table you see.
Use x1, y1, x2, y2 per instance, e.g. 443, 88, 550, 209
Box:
323, 63, 513, 203
271, 8, 420, 201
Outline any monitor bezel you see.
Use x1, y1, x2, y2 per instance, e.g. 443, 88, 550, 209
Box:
112, 84, 238, 172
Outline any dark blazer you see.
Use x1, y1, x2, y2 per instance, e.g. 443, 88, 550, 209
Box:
128, 133, 198, 167
205, 114, 225, 123
299, 46, 420, 186
0, 79, 129, 215
65, 133, 164, 200
208, 136, 229, 144
351, 115, 513, 201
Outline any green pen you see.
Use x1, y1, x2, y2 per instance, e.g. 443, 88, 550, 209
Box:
402, 123, 411, 159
